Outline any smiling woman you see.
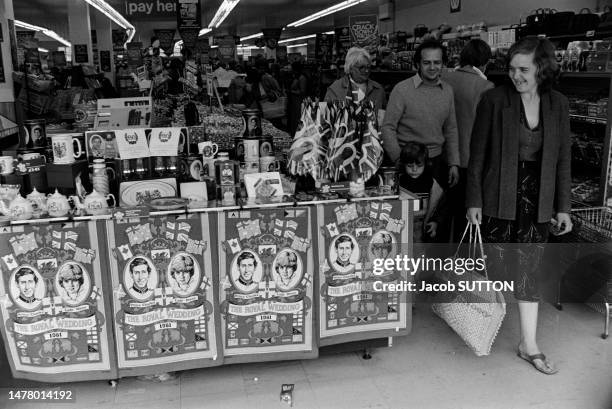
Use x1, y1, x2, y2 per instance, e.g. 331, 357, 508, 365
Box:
466, 37, 571, 375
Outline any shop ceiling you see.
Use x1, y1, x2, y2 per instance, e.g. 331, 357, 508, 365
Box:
13, 0, 380, 42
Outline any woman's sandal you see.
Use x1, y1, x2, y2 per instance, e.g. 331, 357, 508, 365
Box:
517, 350, 558, 375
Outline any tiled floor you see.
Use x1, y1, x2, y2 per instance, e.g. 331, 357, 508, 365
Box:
1, 302, 610, 409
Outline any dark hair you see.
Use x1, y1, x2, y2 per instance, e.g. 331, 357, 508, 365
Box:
15, 267, 37, 283
460, 39, 492, 68
400, 141, 428, 165
238, 251, 257, 267
507, 37, 558, 92
335, 235, 354, 249
414, 39, 447, 67
129, 257, 151, 274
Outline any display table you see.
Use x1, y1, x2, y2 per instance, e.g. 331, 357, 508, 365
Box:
0, 194, 417, 382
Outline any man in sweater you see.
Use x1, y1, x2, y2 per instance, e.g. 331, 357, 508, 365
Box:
442, 39, 494, 241
382, 40, 459, 189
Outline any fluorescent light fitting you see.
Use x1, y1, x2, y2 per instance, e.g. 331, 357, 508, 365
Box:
14, 20, 45, 31
240, 32, 263, 41
288, 0, 368, 27
238, 45, 262, 50
324, 31, 334, 35
211, 45, 219, 48
208, 0, 240, 29
286, 43, 307, 48
278, 34, 316, 44
199, 28, 212, 36
83, 0, 136, 45
14, 20, 72, 48
38, 47, 48, 53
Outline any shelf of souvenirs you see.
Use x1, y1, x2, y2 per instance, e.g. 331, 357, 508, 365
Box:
0, 189, 411, 226
569, 114, 607, 125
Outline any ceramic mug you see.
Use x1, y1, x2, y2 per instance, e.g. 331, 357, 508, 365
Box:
202, 158, 216, 179
52, 134, 83, 164
199, 141, 219, 159
243, 138, 260, 161
21, 153, 46, 163
259, 156, 281, 172
0, 156, 18, 175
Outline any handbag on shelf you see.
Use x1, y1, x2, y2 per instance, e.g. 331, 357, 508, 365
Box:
431, 223, 506, 357
570, 8, 600, 34
598, 6, 612, 33
548, 10, 575, 36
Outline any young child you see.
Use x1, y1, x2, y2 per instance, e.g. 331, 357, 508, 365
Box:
398, 141, 448, 242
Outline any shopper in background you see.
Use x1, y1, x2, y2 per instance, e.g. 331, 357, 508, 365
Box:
442, 39, 494, 242
382, 39, 459, 190
466, 37, 572, 375
324, 47, 386, 111
288, 61, 309, 136
255, 58, 285, 130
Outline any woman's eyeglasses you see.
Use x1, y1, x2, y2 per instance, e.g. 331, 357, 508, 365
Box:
354, 64, 371, 73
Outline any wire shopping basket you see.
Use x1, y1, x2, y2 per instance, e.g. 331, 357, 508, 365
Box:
569, 207, 612, 243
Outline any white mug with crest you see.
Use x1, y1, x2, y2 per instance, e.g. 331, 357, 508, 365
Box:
52, 134, 83, 164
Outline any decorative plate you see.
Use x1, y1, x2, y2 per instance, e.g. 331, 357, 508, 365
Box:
149, 197, 189, 210
119, 179, 177, 207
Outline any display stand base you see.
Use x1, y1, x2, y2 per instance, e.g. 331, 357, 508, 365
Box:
320, 337, 391, 360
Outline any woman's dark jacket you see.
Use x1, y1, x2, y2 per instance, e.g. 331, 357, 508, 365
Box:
465, 84, 571, 223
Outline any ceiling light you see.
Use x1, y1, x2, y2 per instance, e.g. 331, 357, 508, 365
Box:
208, 0, 240, 29
286, 43, 307, 48
83, 0, 136, 45
199, 28, 212, 36
238, 45, 262, 50
241, 32, 263, 41
15, 20, 72, 48
38, 47, 48, 53
279, 34, 316, 44
287, 0, 368, 27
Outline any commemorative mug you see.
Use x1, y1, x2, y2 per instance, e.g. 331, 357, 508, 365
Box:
259, 156, 281, 172
51, 134, 83, 164
199, 141, 219, 159
21, 119, 47, 148
243, 138, 260, 161
0, 156, 18, 175
21, 153, 46, 163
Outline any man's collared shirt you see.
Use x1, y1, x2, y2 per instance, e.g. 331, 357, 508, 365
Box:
412, 74, 443, 89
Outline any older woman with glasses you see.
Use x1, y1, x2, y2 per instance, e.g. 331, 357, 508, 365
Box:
324, 47, 386, 110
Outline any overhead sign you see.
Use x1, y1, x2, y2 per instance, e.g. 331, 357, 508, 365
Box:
349, 15, 379, 54
123, 0, 178, 20
177, 0, 201, 29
